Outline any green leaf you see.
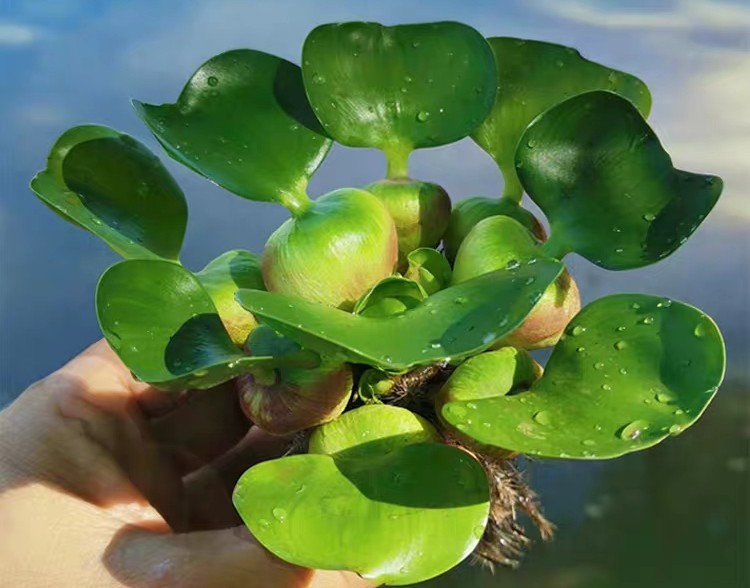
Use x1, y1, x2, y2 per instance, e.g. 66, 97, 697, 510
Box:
96, 260, 318, 391
30, 125, 187, 260
234, 406, 488, 585
472, 38, 651, 200
517, 91, 722, 269
302, 21, 496, 175
404, 248, 452, 295
357, 368, 395, 403
196, 250, 265, 346
353, 276, 426, 318
134, 50, 331, 211
236, 259, 563, 372
440, 294, 725, 459
308, 404, 441, 457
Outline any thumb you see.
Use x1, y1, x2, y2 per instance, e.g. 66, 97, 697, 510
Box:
104, 525, 376, 588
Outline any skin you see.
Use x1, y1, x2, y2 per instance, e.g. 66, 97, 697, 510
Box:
0, 340, 376, 588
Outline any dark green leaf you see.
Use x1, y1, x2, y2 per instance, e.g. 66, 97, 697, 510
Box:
96, 260, 318, 390
440, 294, 725, 459
236, 259, 563, 371
517, 91, 722, 269
472, 38, 651, 200
30, 125, 187, 260
134, 50, 331, 211
235, 405, 488, 585
302, 21, 496, 175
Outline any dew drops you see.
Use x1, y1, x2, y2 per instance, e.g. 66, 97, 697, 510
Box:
454, 296, 468, 305
526, 138, 536, 149
576, 346, 586, 353
619, 367, 629, 375
619, 420, 649, 441
258, 518, 271, 528
694, 322, 707, 337
505, 259, 520, 270
533, 411, 552, 426
655, 391, 675, 404
571, 325, 586, 337
631, 302, 641, 310
581, 439, 596, 447
207, 75, 219, 87
193, 368, 208, 378
447, 404, 467, 419
272, 507, 287, 522
311, 73, 326, 85
616, 326, 627, 332
381, 355, 392, 363
429, 340, 442, 350
416, 110, 431, 122
601, 383, 612, 391
295, 484, 306, 494
594, 362, 605, 370
614, 340, 628, 351
674, 408, 685, 415
640, 316, 655, 325
473, 524, 485, 539
525, 276, 536, 285
668, 424, 682, 435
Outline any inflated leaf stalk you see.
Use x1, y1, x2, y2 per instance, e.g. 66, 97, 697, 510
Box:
31, 125, 187, 260
452, 216, 580, 349
517, 91, 722, 269
445, 37, 651, 260
236, 326, 352, 435
30, 19, 727, 584
135, 49, 398, 309
96, 259, 319, 391
440, 294, 725, 458
303, 21, 496, 261
196, 250, 265, 346
234, 405, 489, 585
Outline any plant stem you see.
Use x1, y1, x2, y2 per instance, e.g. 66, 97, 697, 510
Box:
540, 231, 571, 260
499, 164, 524, 204
280, 183, 313, 218
384, 144, 411, 179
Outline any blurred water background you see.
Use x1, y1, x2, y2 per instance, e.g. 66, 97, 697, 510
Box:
0, 1, 747, 586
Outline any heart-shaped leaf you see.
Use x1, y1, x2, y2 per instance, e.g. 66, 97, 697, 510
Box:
234, 405, 488, 585
302, 21, 496, 176
404, 248, 452, 295
309, 404, 441, 457
440, 294, 725, 459
472, 38, 651, 200
516, 91, 722, 269
236, 259, 563, 372
353, 276, 426, 318
97, 260, 319, 390
30, 125, 187, 260
196, 250, 265, 346
134, 50, 331, 212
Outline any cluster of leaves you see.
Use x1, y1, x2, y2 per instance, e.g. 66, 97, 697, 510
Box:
31, 21, 725, 586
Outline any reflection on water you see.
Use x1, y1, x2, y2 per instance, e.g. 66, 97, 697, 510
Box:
413, 382, 749, 587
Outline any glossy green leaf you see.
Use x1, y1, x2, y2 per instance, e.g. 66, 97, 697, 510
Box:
302, 21, 496, 175
309, 405, 441, 457
441, 294, 725, 459
134, 50, 331, 211
404, 248, 452, 295
30, 125, 187, 260
353, 276, 426, 318
472, 38, 651, 200
196, 250, 265, 346
517, 91, 722, 269
234, 406, 488, 585
236, 259, 563, 371
96, 260, 319, 391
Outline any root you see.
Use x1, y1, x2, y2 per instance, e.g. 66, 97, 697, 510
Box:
380, 362, 555, 569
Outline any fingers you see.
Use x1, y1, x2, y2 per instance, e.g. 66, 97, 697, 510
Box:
181, 427, 292, 531
104, 524, 377, 588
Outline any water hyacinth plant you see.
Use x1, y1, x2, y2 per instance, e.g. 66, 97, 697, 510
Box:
30, 20, 726, 586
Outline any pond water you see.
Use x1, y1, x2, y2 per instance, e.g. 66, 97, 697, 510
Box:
1, 1, 747, 586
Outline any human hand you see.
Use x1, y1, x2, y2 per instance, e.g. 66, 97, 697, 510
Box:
0, 340, 375, 588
